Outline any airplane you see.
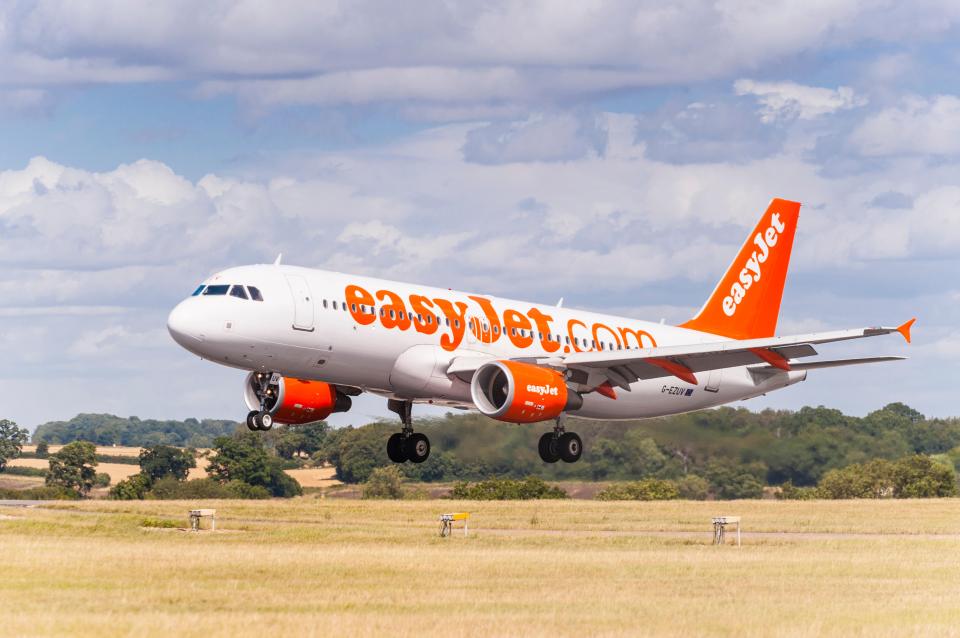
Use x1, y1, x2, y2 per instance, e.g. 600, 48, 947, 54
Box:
167, 198, 914, 464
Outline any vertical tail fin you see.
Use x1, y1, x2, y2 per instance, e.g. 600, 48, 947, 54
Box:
681, 198, 801, 340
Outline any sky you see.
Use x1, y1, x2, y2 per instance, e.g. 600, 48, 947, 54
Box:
1, 1, 959, 431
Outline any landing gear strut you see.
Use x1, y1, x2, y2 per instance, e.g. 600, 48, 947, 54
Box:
246, 372, 275, 431
538, 417, 582, 463
386, 399, 430, 464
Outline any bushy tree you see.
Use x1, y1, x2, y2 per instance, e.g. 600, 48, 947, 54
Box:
891, 455, 956, 498
109, 473, 152, 500
596, 479, 680, 501
333, 424, 392, 483
0, 419, 29, 472
676, 474, 710, 500
139, 445, 196, 482
206, 433, 301, 497
363, 466, 405, 499
34, 440, 49, 458
46, 441, 98, 495
207, 433, 271, 486
451, 477, 568, 500
275, 421, 329, 459
704, 460, 765, 499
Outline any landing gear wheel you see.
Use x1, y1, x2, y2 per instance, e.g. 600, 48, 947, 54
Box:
404, 433, 431, 464
558, 432, 582, 463
250, 411, 273, 431
387, 433, 407, 463
538, 433, 560, 463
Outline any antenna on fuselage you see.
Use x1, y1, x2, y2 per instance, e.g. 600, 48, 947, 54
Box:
556, 297, 564, 308
273, 253, 283, 266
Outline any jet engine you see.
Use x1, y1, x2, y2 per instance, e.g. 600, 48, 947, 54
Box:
470, 360, 582, 423
244, 372, 352, 425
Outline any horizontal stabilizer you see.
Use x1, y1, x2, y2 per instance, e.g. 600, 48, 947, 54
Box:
781, 356, 906, 371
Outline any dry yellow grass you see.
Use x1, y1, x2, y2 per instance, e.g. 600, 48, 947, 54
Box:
284, 466, 339, 488
1, 498, 959, 637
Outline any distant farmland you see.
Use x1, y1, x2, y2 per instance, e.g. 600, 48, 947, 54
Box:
7, 445, 340, 491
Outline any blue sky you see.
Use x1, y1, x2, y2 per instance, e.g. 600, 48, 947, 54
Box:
1, 1, 959, 430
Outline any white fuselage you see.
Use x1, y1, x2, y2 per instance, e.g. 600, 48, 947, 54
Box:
167, 264, 805, 420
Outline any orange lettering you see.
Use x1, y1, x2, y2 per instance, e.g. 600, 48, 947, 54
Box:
433, 298, 469, 351
527, 308, 559, 353
504, 309, 534, 348
468, 295, 502, 344
618, 327, 657, 349
567, 319, 588, 352
345, 285, 376, 326
377, 289, 411, 330
409, 294, 438, 335
593, 323, 622, 351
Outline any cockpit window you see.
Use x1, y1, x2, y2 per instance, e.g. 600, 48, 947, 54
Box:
229, 285, 248, 300
191, 285, 205, 296
248, 286, 264, 302
203, 285, 229, 296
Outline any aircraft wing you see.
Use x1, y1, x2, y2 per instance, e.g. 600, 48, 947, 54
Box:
554, 319, 915, 390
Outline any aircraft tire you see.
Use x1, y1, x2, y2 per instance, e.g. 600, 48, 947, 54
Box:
254, 411, 273, 431
558, 432, 582, 463
404, 433, 430, 464
387, 433, 408, 463
538, 433, 560, 463
246, 411, 260, 432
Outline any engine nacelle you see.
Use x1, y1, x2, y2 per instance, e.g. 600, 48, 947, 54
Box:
470, 360, 582, 423
244, 373, 352, 425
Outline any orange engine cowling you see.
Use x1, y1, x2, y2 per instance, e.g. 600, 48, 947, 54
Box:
244, 373, 352, 425
470, 360, 583, 423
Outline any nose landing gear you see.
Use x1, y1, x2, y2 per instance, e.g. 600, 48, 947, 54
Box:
246, 410, 273, 431
386, 399, 431, 464
538, 417, 582, 463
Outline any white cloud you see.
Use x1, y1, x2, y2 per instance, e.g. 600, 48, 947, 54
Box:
462, 112, 608, 164
2, 2, 960, 115
848, 95, 960, 156
734, 79, 866, 122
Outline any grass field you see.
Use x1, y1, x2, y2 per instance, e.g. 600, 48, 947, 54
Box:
2, 499, 960, 637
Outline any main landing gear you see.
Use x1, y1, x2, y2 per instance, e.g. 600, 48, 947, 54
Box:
538, 417, 582, 464
386, 399, 430, 464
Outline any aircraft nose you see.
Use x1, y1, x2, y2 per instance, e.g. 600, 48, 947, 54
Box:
167, 300, 205, 346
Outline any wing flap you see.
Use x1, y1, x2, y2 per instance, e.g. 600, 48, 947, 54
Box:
563, 323, 912, 385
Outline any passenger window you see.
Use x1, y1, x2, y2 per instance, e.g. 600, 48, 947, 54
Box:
351, 303, 357, 312
323, 299, 328, 309
191, 285, 205, 296
332, 300, 338, 310
230, 285, 248, 300
203, 285, 229, 296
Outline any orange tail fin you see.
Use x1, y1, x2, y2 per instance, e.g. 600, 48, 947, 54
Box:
681, 198, 801, 340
